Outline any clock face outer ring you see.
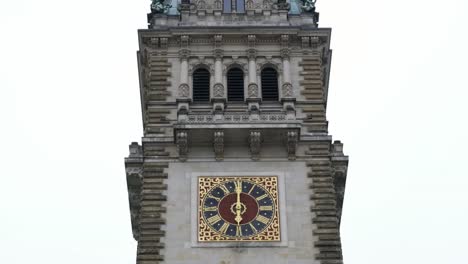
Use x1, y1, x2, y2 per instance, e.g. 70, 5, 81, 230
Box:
198, 176, 280, 242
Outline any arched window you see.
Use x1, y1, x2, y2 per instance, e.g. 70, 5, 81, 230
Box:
192, 68, 210, 102
227, 68, 244, 101
261, 67, 279, 101
223, 0, 245, 13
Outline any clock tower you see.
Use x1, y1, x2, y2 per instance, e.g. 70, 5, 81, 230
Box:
125, 0, 349, 263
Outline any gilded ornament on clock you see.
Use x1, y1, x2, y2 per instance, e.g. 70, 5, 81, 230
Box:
198, 176, 280, 242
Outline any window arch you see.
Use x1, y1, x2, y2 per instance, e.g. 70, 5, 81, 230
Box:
261, 67, 279, 101
223, 0, 245, 13
227, 68, 244, 101
192, 68, 210, 102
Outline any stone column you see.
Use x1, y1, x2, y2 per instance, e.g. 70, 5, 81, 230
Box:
212, 35, 226, 114
280, 48, 295, 118
177, 48, 191, 121
247, 50, 260, 113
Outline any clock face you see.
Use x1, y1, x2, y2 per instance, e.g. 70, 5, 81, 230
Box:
198, 176, 280, 242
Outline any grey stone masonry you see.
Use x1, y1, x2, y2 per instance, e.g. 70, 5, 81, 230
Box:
125, 2, 349, 264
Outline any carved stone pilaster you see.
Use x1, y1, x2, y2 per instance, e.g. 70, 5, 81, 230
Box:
286, 130, 298, 160
176, 130, 188, 161
249, 131, 262, 161
213, 130, 224, 161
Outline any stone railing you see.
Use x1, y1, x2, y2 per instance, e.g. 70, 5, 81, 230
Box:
182, 112, 292, 123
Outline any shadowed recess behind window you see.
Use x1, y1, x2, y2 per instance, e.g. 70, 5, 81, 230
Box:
261, 67, 279, 101
193, 68, 210, 102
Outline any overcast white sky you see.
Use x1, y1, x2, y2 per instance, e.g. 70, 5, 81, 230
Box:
1, 0, 467, 263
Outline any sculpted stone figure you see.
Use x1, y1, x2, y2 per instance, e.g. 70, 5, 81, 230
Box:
151, 0, 172, 14
301, 0, 317, 12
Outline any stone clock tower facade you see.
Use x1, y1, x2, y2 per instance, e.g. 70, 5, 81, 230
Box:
125, 1, 349, 264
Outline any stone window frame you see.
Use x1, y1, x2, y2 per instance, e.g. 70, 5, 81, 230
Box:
223, 62, 249, 102
189, 63, 215, 102
257, 61, 283, 101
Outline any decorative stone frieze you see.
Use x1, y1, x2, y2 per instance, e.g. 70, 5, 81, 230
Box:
181, 112, 291, 123
176, 130, 188, 161
213, 130, 224, 161
249, 130, 262, 161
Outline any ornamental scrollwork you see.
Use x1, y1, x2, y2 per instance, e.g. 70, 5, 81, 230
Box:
248, 83, 259, 98
189, 61, 214, 75
178, 83, 190, 98
282, 82, 293, 97
257, 61, 282, 75
213, 83, 225, 98
224, 61, 248, 75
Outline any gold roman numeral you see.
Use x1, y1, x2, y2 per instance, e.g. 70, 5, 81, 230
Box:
236, 225, 243, 237
256, 193, 269, 201
256, 215, 270, 225
207, 214, 222, 225
259, 205, 273, 211
207, 194, 221, 202
219, 222, 230, 234
249, 222, 258, 233
204, 206, 217, 212
219, 184, 230, 194
248, 184, 256, 195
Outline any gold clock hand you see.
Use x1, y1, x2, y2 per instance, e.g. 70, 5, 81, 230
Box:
235, 180, 243, 224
